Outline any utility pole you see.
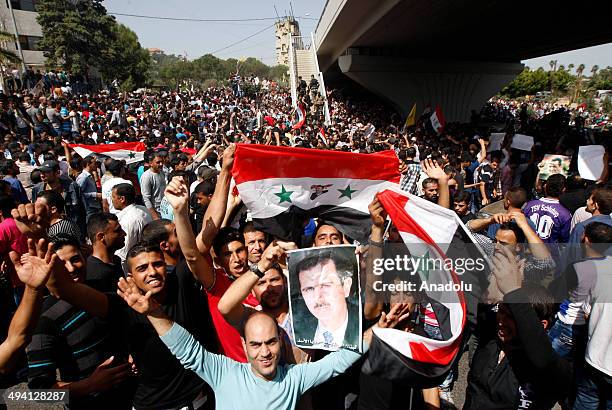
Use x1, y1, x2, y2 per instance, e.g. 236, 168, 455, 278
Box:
6, 0, 27, 72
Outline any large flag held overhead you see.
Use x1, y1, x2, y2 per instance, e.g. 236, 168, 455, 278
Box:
430, 105, 446, 135
69, 142, 146, 164
231, 144, 400, 243
362, 187, 466, 387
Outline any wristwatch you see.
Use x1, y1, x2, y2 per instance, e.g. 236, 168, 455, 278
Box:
250, 263, 265, 278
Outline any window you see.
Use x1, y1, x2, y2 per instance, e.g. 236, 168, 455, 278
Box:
17, 35, 41, 51
7, 0, 37, 12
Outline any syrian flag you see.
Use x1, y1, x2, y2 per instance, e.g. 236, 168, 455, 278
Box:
231, 144, 400, 243
430, 105, 445, 135
361, 187, 466, 387
292, 103, 306, 130
69, 142, 146, 164
318, 127, 328, 146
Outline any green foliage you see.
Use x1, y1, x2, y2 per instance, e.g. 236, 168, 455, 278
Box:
36, 0, 115, 75
150, 52, 288, 89
0, 30, 21, 65
501, 67, 578, 98
589, 66, 612, 90
99, 23, 150, 90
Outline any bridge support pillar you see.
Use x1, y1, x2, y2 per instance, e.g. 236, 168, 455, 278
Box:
338, 55, 523, 122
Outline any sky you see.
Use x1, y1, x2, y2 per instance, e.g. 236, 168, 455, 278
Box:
102, 0, 612, 72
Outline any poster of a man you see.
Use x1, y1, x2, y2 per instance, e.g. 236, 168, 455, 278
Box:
537, 154, 571, 180
287, 245, 362, 352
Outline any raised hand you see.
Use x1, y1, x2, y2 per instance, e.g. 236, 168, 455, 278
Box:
222, 143, 236, 170
258, 240, 296, 272
164, 176, 189, 213
11, 203, 51, 238
369, 197, 387, 229
9, 238, 57, 290
377, 303, 413, 329
491, 245, 524, 295
421, 159, 448, 181
117, 277, 160, 315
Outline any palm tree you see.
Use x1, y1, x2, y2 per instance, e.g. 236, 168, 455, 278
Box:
549, 60, 557, 72
591, 65, 599, 76
558, 65, 565, 72
568, 63, 575, 74
573, 64, 586, 102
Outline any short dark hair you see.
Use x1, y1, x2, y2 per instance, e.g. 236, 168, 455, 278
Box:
87, 212, 118, 243
0, 193, 16, 217
51, 233, 81, 252
453, 190, 471, 204
193, 180, 215, 196
142, 219, 173, 246
422, 178, 438, 188
0, 159, 15, 175
313, 221, 343, 242
584, 221, 612, 254
405, 147, 416, 158
498, 222, 526, 244
212, 227, 244, 256
544, 174, 565, 198
39, 190, 66, 213
113, 183, 135, 205
126, 242, 164, 271
505, 186, 527, 209
503, 283, 556, 327
592, 187, 612, 215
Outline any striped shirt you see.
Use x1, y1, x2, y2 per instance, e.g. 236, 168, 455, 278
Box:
26, 297, 115, 405
47, 218, 83, 242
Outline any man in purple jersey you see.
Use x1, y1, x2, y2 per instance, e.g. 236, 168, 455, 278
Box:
523, 174, 571, 244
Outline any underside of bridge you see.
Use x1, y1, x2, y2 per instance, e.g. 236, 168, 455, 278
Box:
316, 0, 612, 121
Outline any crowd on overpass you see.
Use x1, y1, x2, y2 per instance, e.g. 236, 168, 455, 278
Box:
0, 77, 610, 410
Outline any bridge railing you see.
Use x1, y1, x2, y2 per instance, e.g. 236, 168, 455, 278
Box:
289, 34, 331, 125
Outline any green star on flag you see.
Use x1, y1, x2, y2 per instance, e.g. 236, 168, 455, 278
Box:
128, 152, 136, 159
274, 185, 294, 204
338, 185, 357, 199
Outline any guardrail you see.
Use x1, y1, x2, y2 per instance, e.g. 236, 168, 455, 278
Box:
289, 34, 331, 125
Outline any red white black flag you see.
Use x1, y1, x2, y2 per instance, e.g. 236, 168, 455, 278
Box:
430, 105, 445, 135
362, 187, 466, 387
231, 144, 400, 242
69, 142, 146, 164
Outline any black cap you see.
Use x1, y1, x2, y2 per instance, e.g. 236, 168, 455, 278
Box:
38, 160, 59, 172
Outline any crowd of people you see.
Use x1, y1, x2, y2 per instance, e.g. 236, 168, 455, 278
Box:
0, 74, 610, 410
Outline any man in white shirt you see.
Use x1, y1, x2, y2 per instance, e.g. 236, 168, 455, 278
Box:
101, 160, 132, 214
111, 183, 152, 271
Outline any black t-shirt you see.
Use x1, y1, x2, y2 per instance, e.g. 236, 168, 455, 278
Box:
86, 255, 124, 293
107, 260, 217, 410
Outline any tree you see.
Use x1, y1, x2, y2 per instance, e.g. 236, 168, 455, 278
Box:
588, 66, 612, 90
99, 23, 150, 89
591, 65, 599, 76
36, 0, 115, 75
0, 30, 21, 65
549, 60, 557, 72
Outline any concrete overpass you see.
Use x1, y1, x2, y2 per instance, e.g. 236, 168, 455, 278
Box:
313, 0, 612, 121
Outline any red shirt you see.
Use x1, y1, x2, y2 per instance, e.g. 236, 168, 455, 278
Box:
0, 218, 27, 288
205, 269, 259, 362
